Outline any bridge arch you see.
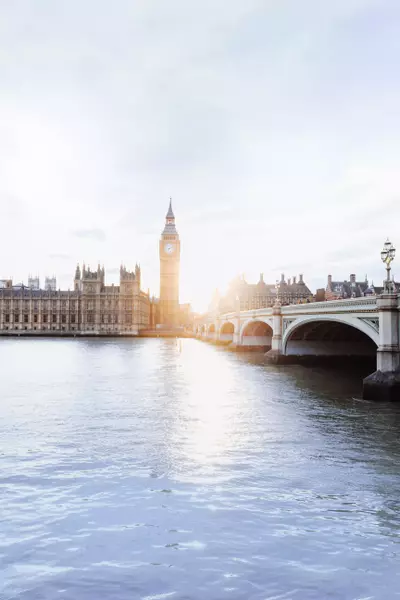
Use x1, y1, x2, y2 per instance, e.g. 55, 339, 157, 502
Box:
220, 322, 234, 334
208, 323, 216, 335
240, 319, 273, 348
239, 317, 273, 338
219, 321, 235, 342
283, 315, 378, 358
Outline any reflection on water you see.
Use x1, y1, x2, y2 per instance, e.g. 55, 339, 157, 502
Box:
1, 338, 400, 600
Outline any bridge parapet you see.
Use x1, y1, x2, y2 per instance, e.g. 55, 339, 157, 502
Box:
281, 297, 378, 314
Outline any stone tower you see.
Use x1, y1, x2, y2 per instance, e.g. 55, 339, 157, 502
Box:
159, 199, 180, 328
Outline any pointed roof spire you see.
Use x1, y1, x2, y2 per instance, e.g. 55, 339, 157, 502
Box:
162, 197, 178, 235
166, 197, 175, 219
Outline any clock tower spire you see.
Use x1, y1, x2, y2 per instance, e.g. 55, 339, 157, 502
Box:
159, 198, 180, 328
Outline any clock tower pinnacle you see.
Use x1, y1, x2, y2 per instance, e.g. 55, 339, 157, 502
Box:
159, 199, 180, 328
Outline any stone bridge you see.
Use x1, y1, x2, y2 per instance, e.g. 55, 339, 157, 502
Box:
195, 294, 400, 401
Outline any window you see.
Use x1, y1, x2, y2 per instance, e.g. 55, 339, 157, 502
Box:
34, 314, 38, 323
24, 314, 28, 323
52, 314, 57, 323
15, 314, 19, 323
43, 314, 48, 323
71, 314, 76, 324
62, 315, 66, 324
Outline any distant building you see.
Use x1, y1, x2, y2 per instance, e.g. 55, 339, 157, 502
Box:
179, 302, 193, 329
28, 276, 40, 290
0, 263, 150, 335
218, 273, 313, 313
326, 274, 369, 300
45, 276, 57, 291
0, 203, 191, 335
0, 279, 12, 289
326, 273, 399, 299
363, 283, 385, 296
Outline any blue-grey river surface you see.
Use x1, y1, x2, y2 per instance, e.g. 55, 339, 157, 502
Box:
1, 338, 400, 600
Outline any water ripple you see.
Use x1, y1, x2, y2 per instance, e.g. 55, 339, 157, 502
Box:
1, 338, 400, 599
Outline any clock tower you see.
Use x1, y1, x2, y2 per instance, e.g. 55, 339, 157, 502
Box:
159, 199, 180, 328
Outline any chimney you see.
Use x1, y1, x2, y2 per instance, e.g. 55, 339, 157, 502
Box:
293, 276, 296, 285
328, 274, 332, 287
350, 274, 356, 285
288, 278, 291, 286
281, 273, 285, 283
259, 273, 264, 283
299, 274, 304, 284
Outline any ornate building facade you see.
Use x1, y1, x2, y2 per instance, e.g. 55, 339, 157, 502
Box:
159, 200, 181, 328
325, 273, 399, 300
215, 273, 313, 313
0, 263, 150, 335
0, 202, 192, 335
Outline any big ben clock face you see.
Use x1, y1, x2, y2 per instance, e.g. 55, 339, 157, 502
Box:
164, 243, 174, 254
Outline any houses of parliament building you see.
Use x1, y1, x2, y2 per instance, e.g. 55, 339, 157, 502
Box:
0, 203, 184, 335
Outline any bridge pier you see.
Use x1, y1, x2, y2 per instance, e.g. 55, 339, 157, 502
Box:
264, 304, 290, 364
363, 294, 400, 401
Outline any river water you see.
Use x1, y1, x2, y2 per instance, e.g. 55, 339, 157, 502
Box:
1, 338, 400, 600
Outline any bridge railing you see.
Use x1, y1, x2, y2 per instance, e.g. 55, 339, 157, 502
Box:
281, 297, 378, 314
196, 296, 393, 328
213, 297, 380, 323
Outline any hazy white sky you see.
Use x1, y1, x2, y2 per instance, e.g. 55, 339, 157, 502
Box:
0, 0, 399, 311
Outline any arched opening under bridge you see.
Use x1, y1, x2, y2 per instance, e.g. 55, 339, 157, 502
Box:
285, 320, 377, 362
208, 324, 215, 334
220, 321, 234, 342
241, 320, 272, 349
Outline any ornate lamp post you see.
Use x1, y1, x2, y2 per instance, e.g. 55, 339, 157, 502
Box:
381, 238, 396, 293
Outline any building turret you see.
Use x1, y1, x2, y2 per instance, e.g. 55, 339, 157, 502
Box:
162, 198, 178, 235
135, 263, 141, 286
74, 263, 81, 291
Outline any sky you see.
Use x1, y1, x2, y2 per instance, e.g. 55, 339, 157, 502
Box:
0, 0, 400, 312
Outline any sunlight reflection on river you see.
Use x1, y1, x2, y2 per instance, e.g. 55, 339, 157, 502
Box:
1, 338, 400, 600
